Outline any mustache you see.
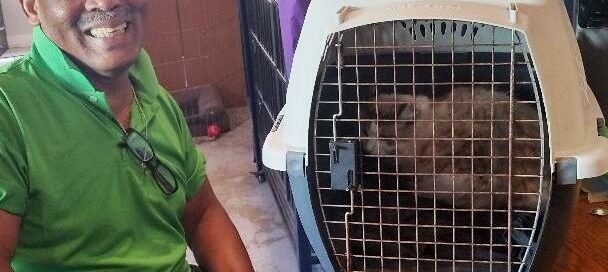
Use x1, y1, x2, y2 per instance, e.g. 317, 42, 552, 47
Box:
77, 6, 133, 29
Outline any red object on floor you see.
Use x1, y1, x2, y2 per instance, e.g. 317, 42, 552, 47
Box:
207, 124, 222, 138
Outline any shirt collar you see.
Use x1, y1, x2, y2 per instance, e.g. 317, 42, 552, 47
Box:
29, 26, 160, 111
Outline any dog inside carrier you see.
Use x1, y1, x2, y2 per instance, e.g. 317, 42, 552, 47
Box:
263, 1, 608, 272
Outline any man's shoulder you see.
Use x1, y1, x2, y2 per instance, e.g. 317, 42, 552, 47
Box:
0, 54, 34, 74
0, 60, 29, 136
154, 86, 187, 125
0, 56, 39, 93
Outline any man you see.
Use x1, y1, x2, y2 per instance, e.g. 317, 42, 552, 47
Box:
0, 0, 254, 271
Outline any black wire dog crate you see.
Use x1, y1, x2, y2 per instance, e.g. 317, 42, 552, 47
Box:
238, 0, 315, 270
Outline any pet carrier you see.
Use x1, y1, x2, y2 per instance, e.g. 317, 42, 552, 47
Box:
263, 0, 608, 271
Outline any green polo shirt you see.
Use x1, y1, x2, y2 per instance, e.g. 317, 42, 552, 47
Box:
0, 26, 206, 271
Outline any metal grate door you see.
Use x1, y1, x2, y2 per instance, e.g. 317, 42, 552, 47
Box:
309, 20, 551, 272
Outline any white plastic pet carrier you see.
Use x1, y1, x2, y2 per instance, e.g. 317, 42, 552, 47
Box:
263, 1, 608, 271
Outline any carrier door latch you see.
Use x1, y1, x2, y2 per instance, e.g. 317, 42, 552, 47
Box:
330, 140, 359, 190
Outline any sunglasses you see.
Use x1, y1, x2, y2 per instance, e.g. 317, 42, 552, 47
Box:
123, 128, 178, 195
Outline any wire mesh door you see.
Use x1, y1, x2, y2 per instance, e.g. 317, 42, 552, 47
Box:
310, 20, 551, 272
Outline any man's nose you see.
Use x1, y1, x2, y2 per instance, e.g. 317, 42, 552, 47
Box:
85, 0, 125, 11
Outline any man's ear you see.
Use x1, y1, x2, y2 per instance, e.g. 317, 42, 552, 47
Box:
18, 0, 41, 26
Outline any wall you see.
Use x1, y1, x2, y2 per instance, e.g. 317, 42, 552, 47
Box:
1, 0, 32, 48
145, 0, 247, 108
0, 2, 7, 54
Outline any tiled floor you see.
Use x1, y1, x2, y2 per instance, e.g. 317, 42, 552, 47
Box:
186, 120, 299, 271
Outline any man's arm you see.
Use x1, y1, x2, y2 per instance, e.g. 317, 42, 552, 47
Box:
0, 210, 19, 272
181, 180, 253, 272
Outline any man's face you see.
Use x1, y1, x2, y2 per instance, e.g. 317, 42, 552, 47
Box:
32, 0, 148, 77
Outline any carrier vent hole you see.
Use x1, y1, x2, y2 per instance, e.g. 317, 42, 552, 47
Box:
461, 23, 469, 37
440, 21, 447, 35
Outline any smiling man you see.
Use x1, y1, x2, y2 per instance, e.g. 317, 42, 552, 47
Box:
0, 1, 253, 271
